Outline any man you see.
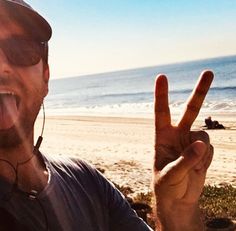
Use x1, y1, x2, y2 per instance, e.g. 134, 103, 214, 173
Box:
205, 116, 225, 129
0, 0, 213, 230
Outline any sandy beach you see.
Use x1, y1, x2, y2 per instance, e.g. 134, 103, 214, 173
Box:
35, 112, 236, 195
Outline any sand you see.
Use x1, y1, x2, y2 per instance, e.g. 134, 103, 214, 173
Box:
35, 112, 236, 195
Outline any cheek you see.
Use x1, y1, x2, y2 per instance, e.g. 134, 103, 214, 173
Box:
20, 62, 48, 98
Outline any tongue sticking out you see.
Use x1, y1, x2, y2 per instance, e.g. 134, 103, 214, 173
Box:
0, 94, 19, 130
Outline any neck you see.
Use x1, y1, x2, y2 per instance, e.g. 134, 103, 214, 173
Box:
0, 138, 48, 193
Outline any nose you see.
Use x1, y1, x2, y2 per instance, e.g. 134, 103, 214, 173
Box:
0, 48, 13, 75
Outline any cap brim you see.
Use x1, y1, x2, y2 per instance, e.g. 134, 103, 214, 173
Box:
0, 0, 52, 42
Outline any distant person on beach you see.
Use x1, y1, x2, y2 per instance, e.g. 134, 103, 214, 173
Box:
205, 116, 225, 129
0, 1, 214, 230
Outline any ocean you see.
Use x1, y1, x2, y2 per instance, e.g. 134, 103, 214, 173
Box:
45, 55, 236, 117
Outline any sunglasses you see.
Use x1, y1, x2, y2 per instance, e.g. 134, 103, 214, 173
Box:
0, 37, 46, 67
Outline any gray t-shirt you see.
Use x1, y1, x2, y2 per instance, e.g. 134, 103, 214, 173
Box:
0, 154, 153, 231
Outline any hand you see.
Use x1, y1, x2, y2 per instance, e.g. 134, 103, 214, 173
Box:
153, 70, 214, 231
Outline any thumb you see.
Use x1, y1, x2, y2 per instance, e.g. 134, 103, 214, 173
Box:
161, 141, 206, 185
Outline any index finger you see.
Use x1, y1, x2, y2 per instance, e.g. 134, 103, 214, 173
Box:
178, 70, 214, 130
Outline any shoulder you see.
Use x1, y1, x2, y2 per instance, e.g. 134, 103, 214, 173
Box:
41, 154, 153, 230
42, 154, 98, 176
41, 153, 110, 190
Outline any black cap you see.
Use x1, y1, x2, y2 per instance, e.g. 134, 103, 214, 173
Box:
0, 0, 52, 42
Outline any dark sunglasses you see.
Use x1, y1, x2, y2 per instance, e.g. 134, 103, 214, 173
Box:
0, 37, 46, 67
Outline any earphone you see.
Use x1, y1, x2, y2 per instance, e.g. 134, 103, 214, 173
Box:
33, 103, 45, 153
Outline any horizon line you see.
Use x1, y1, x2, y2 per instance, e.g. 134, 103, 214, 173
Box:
51, 53, 236, 81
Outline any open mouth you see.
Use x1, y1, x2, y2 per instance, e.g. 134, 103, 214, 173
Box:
0, 92, 20, 108
0, 91, 20, 129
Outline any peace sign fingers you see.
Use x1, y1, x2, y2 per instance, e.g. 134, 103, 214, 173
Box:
178, 70, 214, 130
154, 74, 171, 131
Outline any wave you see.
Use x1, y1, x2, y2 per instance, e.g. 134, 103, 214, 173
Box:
46, 86, 236, 111
169, 86, 236, 94
97, 91, 152, 99
45, 99, 236, 117
95, 86, 236, 97
91, 86, 236, 103
210, 86, 236, 91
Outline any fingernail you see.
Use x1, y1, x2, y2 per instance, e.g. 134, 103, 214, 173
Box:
193, 141, 206, 156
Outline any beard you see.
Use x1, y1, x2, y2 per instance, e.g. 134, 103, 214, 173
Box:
0, 123, 32, 148
0, 105, 41, 149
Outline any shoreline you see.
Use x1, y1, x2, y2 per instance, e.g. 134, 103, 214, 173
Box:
35, 113, 236, 195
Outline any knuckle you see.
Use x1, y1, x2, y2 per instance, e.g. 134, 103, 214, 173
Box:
195, 130, 210, 143
200, 131, 210, 141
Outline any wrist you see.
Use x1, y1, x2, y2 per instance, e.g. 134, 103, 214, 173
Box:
155, 200, 204, 231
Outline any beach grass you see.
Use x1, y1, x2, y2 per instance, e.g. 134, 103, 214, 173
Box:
115, 183, 236, 228
200, 184, 236, 220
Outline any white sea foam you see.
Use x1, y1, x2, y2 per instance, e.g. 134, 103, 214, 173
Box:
45, 99, 236, 118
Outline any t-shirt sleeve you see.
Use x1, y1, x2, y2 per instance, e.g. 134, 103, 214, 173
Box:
105, 180, 153, 231
78, 160, 153, 231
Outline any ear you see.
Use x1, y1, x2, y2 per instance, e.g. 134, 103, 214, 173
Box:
43, 64, 50, 97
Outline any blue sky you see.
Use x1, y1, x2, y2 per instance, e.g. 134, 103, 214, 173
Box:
27, 0, 236, 79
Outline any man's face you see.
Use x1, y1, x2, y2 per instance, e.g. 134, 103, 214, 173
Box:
0, 18, 49, 148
